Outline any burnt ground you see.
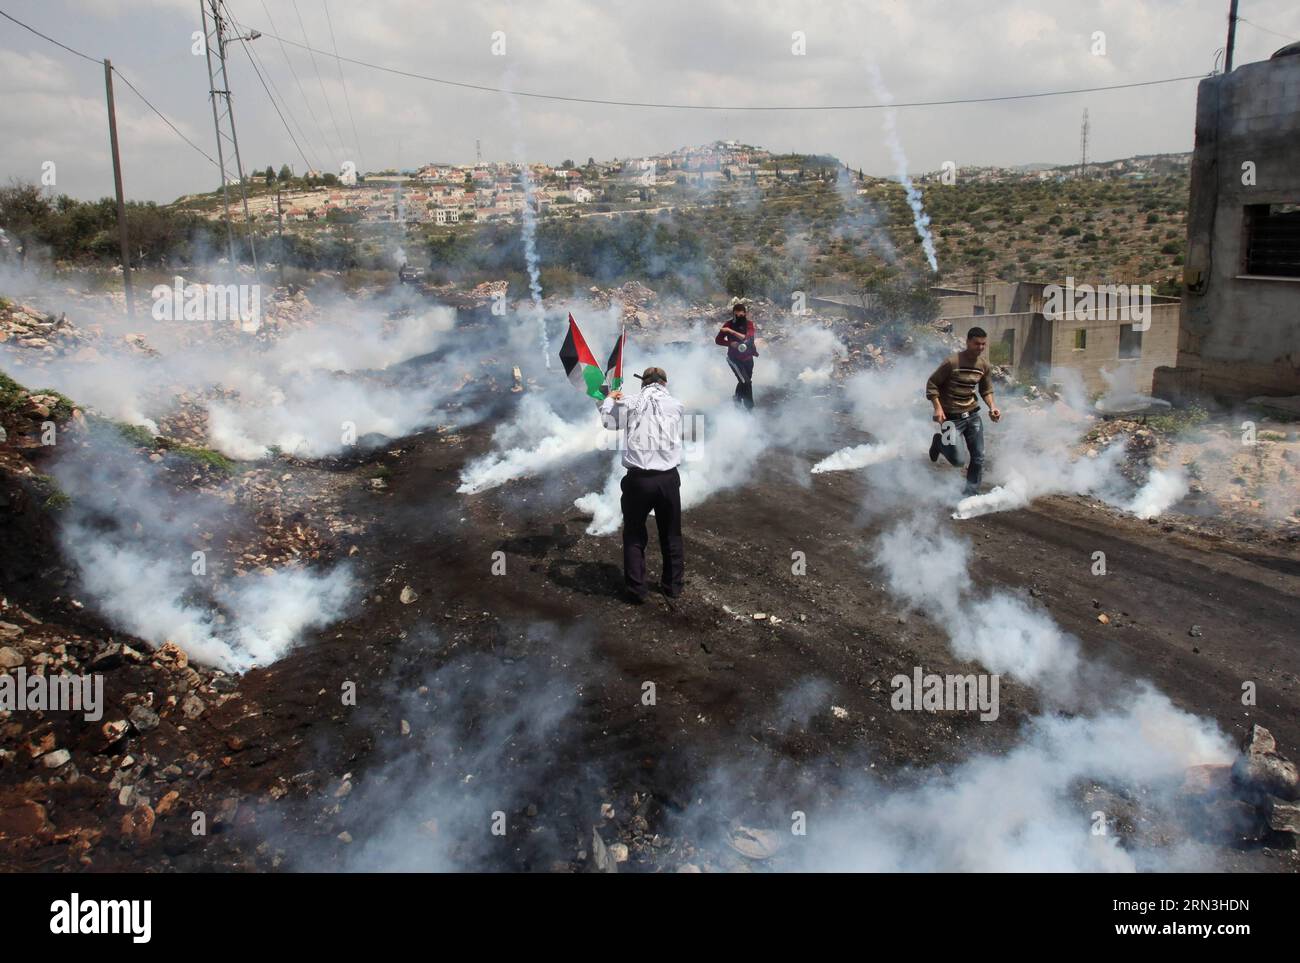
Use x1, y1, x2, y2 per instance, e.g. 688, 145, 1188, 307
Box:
1, 386, 1297, 873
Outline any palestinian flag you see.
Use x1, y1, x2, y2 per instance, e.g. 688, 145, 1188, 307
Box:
604, 328, 625, 394
559, 314, 606, 400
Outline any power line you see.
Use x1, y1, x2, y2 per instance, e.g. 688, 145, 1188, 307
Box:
0, 8, 99, 63
323, 0, 363, 173
255, 0, 333, 169
243, 24, 1210, 111
219, 0, 316, 172
228, 24, 315, 173
290, 0, 346, 162
0, 8, 220, 169
113, 68, 222, 169
1237, 17, 1298, 42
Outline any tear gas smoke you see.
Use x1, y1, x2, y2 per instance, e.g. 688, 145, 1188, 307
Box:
866, 62, 939, 272
51, 432, 354, 671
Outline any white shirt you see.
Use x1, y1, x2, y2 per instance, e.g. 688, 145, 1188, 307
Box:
599, 383, 684, 470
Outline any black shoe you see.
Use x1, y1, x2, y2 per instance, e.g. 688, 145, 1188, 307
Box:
626, 589, 648, 605
660, 584, 683, 599
963, 484, 979, 497
929, 433, 941, 463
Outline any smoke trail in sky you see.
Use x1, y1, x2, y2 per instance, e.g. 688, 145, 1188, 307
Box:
504, 73, 551, 368
866, 62, 939, 273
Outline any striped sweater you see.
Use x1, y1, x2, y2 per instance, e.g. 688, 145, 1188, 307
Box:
925, 351, 992, 416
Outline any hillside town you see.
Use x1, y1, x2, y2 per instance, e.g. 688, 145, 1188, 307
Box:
207, 141, 777, 227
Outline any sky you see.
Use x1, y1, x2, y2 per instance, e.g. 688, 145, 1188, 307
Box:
0, 0, 1296, 203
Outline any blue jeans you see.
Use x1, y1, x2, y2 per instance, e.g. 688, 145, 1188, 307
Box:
935, 412, 984, 488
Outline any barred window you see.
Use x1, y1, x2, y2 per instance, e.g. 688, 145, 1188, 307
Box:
1243, 203, 1300, 277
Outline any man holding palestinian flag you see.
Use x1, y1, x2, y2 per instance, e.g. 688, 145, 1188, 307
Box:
560, 314, 685, 603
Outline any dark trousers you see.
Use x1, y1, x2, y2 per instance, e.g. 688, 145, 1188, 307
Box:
728, 356, 754, 410
621, 467, 684, 598
933, 411, 985, 488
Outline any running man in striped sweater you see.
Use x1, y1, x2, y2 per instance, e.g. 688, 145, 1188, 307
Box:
925, 326, 1002, 496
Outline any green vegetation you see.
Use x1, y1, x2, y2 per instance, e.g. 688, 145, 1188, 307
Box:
1, 149, 1191, 298
169, 443, 235, 474
86, 415, 236, 474
1147, 404, 1209, 436
0, 183, 225, 267
0, 371, 74, 420
42, 489, 71, 512
109, 421, 158, 447
0, 370, 28, 413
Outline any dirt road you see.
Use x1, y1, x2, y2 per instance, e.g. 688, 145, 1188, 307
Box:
4, 395, 1296, 872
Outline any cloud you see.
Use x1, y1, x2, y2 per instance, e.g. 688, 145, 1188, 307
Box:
8, 0, 1296, 202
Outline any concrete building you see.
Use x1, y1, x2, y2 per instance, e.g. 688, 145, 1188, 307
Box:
812, 279, 1178, 396
1154, 43, 1300, 401
937, 280, 1180, 396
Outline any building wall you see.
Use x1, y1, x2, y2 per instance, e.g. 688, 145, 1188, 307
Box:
1048, 303, 1179, 395
940, 313, 1044, 379
1155, 53, 1300, 400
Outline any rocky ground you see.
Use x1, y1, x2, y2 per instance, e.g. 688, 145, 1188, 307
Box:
0, 279, 1296, 872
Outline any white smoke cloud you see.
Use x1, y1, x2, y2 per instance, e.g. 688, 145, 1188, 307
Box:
457, 394, 604, 495
866, 61, 939, 273
52, 433, 355, 672
1118, 465, 1189, 520
811, 441, 900, 474
70, 531, 355, 671
792, 686, 1231, 872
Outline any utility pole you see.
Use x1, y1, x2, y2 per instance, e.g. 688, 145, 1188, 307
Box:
476, 138, 482, 165
1079, 108, 1090, 180
1224, 0, 1240, 73
103, 59, 134, 317
200, 0, 258, 271
275, 186, 285, 286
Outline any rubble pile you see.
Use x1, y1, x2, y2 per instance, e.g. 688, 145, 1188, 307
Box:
226, 466, 359, 572
0, 302, 89, 356
1082, 416, 1298, 533
1180, 725, 1300, 845
0, 595, 257, 868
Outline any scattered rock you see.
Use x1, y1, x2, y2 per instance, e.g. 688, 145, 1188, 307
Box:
0, 647, 23, 669
727, 825, 783, 860
0, 799, 49, 839
128, 705, 160, 733
399, 586, 419, 605
589, 827, 618, 873
100, 720, 129, 747
156, 790, 181, 817
1266, 798, 1300, 837
120, 804, 155, 843
1232, 725, 1299, 801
